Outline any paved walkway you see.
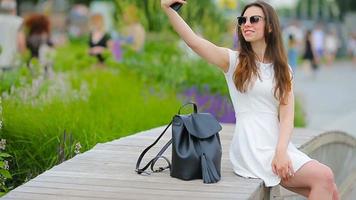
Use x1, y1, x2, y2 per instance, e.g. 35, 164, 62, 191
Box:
294, 61, 356, 137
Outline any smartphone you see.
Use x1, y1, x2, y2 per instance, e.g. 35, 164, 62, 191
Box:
170, 2, 183, 11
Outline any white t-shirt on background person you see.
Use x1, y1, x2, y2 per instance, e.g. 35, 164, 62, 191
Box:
0, 14, 23, 70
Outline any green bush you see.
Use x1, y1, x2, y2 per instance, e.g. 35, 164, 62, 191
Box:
0, 97, 12, 196
294, 99, 306, 127
121, 34, 229, 95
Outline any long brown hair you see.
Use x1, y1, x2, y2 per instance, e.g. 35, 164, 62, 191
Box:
24, 13, 51, 35
234, 1, 292, 104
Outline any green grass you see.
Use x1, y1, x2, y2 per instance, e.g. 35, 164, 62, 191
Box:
294, 98, 306, 127
1, 67, 181, 186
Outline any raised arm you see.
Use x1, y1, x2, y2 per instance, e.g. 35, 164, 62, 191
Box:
161, 0, 229, 72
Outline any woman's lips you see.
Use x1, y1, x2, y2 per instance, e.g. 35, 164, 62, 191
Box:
244, 30, 254, 34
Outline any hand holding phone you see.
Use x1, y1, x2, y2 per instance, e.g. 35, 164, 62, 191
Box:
170, 1, 185, 11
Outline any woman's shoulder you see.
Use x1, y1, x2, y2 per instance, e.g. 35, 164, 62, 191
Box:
224, 48, 239, 75
226, 48, 239, 59
228, 49, 239, 63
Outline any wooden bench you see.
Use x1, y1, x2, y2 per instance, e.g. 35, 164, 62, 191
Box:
1, 124, 355, 200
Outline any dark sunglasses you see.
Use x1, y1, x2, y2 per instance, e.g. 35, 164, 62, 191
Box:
237, 15, 264, 27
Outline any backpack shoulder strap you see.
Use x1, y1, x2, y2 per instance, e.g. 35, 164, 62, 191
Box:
135, 121, 172, 175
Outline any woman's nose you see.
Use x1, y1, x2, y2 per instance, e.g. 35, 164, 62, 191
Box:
244, 19, 252, 26
244, 22, 252, 27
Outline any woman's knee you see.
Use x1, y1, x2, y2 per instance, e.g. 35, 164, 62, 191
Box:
312, 164, 335, 190
323, 166, 335, 189
332, 183, 340, 200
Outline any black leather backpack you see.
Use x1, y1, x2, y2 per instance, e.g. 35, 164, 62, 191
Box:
135, 102, 222, 183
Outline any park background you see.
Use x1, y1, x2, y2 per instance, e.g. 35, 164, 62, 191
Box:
0, 0, 355, 196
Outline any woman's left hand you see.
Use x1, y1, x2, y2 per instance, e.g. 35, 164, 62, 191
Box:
271, 151, 294, 181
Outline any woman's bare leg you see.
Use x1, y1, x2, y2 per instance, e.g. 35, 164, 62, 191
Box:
280, 160, 339, 200
280, 186, 310, 197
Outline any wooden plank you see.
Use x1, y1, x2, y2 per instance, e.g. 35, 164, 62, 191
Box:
11, 184, 253, 200
19, 180, 258, 196
31, 175, 260, 190
1, 193, 111, 200
42, 168, 260, 183
3, 191, 250, 200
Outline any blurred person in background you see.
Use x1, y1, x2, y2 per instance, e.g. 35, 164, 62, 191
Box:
121, 4, 145, 52
88, 13, 112, 65
283, 20, 303, 58
324, 29, 339, 66
287, 34, 297, 72
347, 31, 356, 64
311, 23, 325, 64
0, 0, 26, 71
68, 4, 90, 38
303, 30, 318, 78
24, 13, 54, 76
24, 13, 53, 60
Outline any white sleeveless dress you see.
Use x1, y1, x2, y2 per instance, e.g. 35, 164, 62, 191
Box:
224, 49, 312, 187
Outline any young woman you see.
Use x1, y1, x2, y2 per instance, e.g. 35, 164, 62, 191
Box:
161, 0, 339, 199
88, 13, 112, 64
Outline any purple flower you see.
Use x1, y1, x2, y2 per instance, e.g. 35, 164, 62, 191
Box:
182, 86, 235, 123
